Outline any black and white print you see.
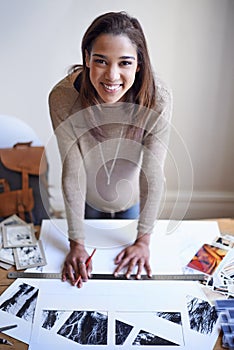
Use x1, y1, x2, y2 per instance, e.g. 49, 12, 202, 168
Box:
13, 240, 47, 270
155, 312, 182, 325
0, 283, 39, 322
0, 246, 14, 265
115, 311, 183, 346
58, 311, 108, 345
186, 295, 218, 334
42, 310, 65, 330
41, 310, 108, 345
0, 214, 28, 227
116, 320, 133, 345
2, 224, 37, 248
0, 227, 14, 265
132, 330, 179, 346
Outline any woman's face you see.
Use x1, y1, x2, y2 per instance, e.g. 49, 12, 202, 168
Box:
85, 34, 140, 104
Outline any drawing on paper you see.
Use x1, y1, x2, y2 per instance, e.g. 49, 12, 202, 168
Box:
116, 320, 134, 345
132, 330, 180, 346
186, 295, 218, 334
0, 283, 38, 322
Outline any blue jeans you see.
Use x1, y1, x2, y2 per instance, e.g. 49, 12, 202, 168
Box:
85, 203, 140, 219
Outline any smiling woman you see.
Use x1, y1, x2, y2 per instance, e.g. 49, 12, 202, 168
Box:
85, 34, 140, 104
49, 11, 172, 288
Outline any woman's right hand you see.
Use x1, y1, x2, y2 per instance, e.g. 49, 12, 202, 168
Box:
62, 240, 91, 288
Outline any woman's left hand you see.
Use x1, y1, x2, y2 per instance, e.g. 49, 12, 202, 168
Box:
114, 234, 152, 279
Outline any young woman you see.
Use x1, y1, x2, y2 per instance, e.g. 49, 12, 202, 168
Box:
49, 11, 172, 288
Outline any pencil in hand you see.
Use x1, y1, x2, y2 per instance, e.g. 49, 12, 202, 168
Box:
75, 248, 96, 286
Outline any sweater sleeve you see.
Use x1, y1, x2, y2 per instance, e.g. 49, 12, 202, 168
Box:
137, 80, 173, 237
48, 76, 86, 241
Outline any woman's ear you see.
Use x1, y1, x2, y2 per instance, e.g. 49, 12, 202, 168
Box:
136, 64, 140, 73
85, 50, 90, 68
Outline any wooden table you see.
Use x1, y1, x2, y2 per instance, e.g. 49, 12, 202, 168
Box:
0, 219, 233, 350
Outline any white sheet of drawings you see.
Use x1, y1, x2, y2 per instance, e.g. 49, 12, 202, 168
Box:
28, 278, 220, 350
29, 219, 220, 275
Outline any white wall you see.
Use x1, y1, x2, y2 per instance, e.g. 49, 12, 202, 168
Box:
0, 0, 233, 219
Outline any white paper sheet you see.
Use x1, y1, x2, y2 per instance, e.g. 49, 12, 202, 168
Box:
34, 219, 220, 275
29, 279, 220, 350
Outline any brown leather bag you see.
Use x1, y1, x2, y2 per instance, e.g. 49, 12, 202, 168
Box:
0, 142, 47, 221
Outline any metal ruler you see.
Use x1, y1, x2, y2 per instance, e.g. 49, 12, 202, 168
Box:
8, 271, 206, 281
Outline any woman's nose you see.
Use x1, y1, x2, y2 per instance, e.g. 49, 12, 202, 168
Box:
105, 64, 120, 81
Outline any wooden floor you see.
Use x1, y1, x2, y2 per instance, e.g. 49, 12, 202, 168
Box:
0, 219, 233, 350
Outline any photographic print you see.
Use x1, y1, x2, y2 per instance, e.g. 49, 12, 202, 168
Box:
187, 243, 228, 275
0, 282, 39, 322
155, 311, 182, 325
0, 280, 40, 344
132, 329, 179, 346
38, 309, 183, 347
0, 229, 15, 264
0, 246, 15, 265
115, 311, 184, 347
13, 240, 47, 270
0, 261, 12, 269
115, 320, 133, 345
42, 310, 66, 330
57, 311, 108, 345
0, 214, 28, 227
2, 224, 37, 248
186, 295, 218, 334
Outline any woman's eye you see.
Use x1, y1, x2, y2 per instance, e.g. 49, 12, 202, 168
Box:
120, 61, 132, 66
94, 59, 106, 65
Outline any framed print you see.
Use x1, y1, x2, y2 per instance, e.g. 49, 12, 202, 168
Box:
13, 240, 47, 270
2, 224, 37, 248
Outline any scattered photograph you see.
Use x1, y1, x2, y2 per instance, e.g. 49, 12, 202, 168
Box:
187, 243, 228, 275
57, 311, 108, 345
13, 240, 47, 270
42, 310, 66, 330
186, 295, 218, 334
0, 214, 28, 227
132, 329, 179, 346
2, 224, 37, 248
220, 258, 234, 279
155, 312, 182, 325
115, 320, 133, 345
0, 246, 15, 265
213, 235, 234, 249
0, 282, 39, 322
115, 310, 184, 347
0, 261, 12, 269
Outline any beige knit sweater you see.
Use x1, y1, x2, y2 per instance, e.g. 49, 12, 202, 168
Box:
49, 71, 172, 241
